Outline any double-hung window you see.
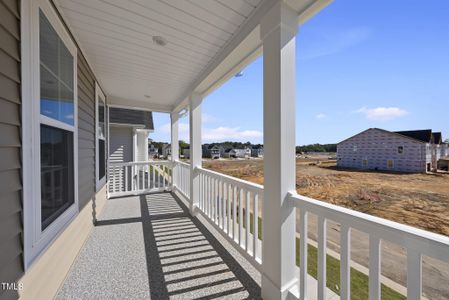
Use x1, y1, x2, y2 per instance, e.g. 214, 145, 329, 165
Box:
24, 0, 78, 266
96, 83, 107, 190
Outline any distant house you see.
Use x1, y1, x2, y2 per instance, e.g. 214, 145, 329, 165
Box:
148, 143, 159, 159
337, 128, 445, 173
182, 148, 190, 159
161, 143, 171, 159
223, 147, 251, 158
251, 146, 264, 158
202, 145, 221, 159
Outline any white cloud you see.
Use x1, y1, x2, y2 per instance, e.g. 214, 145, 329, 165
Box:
157, 122, 262, 143
316, 113, 326, 119
203, 127, 262, 142
355, 107, 408, 121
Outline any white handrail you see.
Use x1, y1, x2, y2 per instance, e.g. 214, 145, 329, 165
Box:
288, 192, 449, 300
108, 160, 172, 197
196, 166, 263, 271
173, 161, 190, 198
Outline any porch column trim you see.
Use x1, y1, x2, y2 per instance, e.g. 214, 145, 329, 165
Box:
189, 92, 202, 215
171, 111, 179, 189
260, 1, 298, 299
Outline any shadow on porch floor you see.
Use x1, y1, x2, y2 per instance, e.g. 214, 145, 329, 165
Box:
56, 192, 261, 299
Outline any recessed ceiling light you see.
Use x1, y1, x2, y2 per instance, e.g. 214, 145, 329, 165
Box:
144, 94, 151, 99
152, 36, 168, 47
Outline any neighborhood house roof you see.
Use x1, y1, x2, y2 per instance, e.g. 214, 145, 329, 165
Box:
432, 132, 442, 144
338, 128, 445, 145
394, 130, 433, 143
109, 107, 154, 130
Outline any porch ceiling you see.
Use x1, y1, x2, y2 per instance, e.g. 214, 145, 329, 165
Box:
54, 0, 264, 111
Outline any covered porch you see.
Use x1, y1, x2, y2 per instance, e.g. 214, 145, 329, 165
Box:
49, 0, 449, 299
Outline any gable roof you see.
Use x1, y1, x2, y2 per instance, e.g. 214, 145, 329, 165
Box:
394, 130, 432, 143
338, 128, 440, 145
432, 132, 442, 144
109, 107, 154, 130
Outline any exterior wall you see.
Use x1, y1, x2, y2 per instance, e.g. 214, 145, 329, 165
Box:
19, 186, 107, 300
77, 53, 97, 210
337, 129, 426, 173
13, 2, 109, 299
0, 1, 23, 298
109, 127, 133, 163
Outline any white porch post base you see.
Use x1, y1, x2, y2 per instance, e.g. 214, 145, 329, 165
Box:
260, 1, 299, 299
262, 274, 299, 300
189, 92, 202, 215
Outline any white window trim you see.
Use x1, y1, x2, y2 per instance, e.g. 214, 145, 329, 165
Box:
22, 0, 79, 269
95, 82, 107, 191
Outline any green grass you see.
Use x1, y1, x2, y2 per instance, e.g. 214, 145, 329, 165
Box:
295, 239, 405, 299
240, 211, 405, 299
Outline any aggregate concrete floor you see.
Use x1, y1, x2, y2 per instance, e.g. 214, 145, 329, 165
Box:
56, 192, 261, 299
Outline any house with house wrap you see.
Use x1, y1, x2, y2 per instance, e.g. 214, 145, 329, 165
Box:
337, 128, 445, 173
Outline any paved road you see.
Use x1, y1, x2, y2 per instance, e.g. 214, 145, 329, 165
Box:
301, 214, 449, 299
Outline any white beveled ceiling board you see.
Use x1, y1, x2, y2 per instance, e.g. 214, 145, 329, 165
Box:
171, 0, 333, 113
54, 0, 330, 112
54, 0, 263, 110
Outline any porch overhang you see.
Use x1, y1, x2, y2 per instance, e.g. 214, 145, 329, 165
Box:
54, 0, 332, 113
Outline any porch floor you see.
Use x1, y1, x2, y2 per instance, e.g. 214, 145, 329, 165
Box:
56, 192, 261, 299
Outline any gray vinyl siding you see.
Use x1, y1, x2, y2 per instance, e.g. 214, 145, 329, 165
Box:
77, 53, 97, 210
109, 127, 133, 193
337, 128, 427, 173
0, 0, 23, 299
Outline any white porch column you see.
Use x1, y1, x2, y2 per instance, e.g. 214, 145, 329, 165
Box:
171, 111, 179, 188
260, 2, 298, 299
189, 92, 202, 215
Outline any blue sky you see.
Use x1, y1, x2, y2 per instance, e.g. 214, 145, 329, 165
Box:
151, 0, 449, 145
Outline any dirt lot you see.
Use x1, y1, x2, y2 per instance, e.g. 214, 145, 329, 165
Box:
203, 157, 449, 236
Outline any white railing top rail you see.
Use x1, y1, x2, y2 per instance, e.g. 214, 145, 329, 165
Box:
109, 160, 172, 167
197, 166, 264, 195
174, 160, 190, 167
289, 192, 449, 263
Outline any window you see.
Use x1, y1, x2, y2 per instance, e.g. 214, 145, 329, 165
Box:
387, 160, 394, 169
22, 0, 78, 267
96, 83, 107, 190
362, 159, 368, 167
40, 125, 74, 229
39, 9, 76, 229
398, 146, 404, 154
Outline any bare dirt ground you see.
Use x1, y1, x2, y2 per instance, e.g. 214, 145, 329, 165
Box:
204, 157, 449, 236
203, 157, 449, 299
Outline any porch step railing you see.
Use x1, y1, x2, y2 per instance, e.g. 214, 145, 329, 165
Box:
196, 167, 264, 270
108, 161, 172, 198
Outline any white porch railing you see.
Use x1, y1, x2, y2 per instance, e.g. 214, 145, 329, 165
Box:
289, 192, 449, 300
172, 164, 449, 299
173, 161, 190, 198
108, 161, 172, 198
196, 167, 264, 271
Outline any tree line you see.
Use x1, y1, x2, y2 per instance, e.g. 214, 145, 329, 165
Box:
150, 139, 335, 154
